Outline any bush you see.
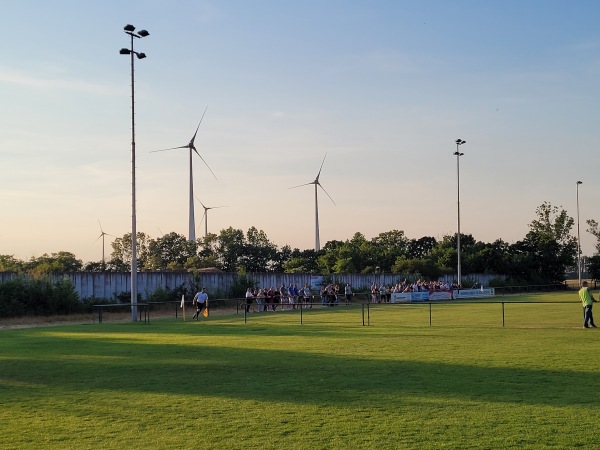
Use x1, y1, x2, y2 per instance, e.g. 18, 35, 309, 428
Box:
0, 277, 81, 318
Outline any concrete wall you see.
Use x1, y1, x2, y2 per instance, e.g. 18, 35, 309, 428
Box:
0, 271, 501, 300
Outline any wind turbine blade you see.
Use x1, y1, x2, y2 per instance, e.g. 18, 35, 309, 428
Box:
193, 194, 207, 209
93, 233, 103, 244
150, 145, 188, 153
318, 182, 336, 205
191, 106, 209, 144
316, 153, 327, 180
289, 181, 315, 189
192, 146, 218, 180
200, 210, 207, 226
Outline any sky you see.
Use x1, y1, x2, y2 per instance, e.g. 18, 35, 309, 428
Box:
1, 0, 599, 264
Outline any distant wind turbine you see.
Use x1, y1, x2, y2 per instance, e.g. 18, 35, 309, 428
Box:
93, 219, 113, 266
151, 106, 217, 242
289, 153, 336, 251
195, 195, 228, 238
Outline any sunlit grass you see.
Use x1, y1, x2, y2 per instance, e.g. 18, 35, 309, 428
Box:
1, 291, 599, 449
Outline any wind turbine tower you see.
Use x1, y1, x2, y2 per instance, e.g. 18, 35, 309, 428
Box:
94, 219, 113, 267
289, 153, 335, 251
196, 196, 228, 238
151, 106, 217, 242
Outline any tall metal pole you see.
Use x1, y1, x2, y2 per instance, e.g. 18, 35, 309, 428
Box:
129, 33, 138, 321
315, 183, 320, 251
189, 148, 196, 242
577, 181, 583, 287
120, 25, 149, 321
454, 139, 466, 288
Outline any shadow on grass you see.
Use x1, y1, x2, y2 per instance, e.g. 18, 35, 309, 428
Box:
1, 326, 598, 410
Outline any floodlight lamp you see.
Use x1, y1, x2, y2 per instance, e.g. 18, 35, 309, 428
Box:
137, 52, 147, 59
120, 48, 131, 55
124, 24, 135, 32
138, 30, 149, 37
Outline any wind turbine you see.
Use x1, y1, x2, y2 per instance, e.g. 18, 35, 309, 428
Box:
93, 219, 113, 267
289, 153, 336, 251
195, 195, 228, 238
151, 106, 217, 242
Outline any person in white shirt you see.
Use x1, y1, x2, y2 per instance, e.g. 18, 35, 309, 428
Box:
192, 288, 208, 320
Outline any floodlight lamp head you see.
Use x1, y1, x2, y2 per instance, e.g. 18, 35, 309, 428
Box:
119, 48, 131, 55
138, 29, 149, 37
137, 52, 147, 59
124, 24, 135, 32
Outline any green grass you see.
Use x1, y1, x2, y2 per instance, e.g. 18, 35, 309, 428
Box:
1, 292, 599, 449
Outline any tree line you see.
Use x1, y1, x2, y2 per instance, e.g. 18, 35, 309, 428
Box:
2, 201, 598, 285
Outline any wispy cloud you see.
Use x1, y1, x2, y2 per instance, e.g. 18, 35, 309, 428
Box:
0, 66, 123, 96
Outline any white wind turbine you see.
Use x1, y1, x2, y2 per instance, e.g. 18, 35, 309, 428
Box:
195, 195, 228, 239
289, 153, 336, 251
93, 219, 113, 266
151, 106, 217, 242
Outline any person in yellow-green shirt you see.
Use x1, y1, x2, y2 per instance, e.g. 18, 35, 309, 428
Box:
579, 281, 597, 329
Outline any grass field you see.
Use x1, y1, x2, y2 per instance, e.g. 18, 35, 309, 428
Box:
1, 292, 599, 449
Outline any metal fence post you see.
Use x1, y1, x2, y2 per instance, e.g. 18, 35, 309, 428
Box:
429, 303, 432, 327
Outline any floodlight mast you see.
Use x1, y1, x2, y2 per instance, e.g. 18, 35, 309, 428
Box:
120, 24, 149, 321
454, 139, 466, 290
577, 181, 583, 287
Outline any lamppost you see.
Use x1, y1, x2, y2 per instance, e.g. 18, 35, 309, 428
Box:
454, 139, 466, 289
577, 181, 583, 287
120, 24, 149, 321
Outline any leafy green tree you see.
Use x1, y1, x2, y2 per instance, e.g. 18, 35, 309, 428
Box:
240, 227, 279, 272
586, 219, 600, 254
82, 261, 106, 272
282, 248, 318, 273
371, 230, 409, 271
0, 255, 24, 272
24, 251, 83, 275
216, 227, 245, 272
110, 232, 152, 271
392, 258, 445, 279
515, 202, 576, 283
146, 232, 197, 270
407, 236, 437, 259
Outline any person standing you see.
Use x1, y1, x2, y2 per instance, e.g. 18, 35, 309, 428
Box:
192, 287, 208, 320
344, 283, 353, 304
245, 287, 254, 313
579, 281, 597, 328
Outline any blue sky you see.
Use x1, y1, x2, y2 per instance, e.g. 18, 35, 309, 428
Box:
1, 1, 599, 263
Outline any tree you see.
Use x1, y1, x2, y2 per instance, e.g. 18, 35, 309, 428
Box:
392, 258, 444, 280
407, 236, 437, 259
517, 202, 577, 283
24, 252, 83, 276
586, 219, 600, 255
216, 227, 245, 272
240, 227, 279, 272
283, 248, 319, 273
0, 255, 24, 272
146, 232, 197, 270
110, 232, 152, 272
371, 230, 409, 271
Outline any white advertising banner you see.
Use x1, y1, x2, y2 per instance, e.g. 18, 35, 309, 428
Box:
452, 288, 495, 299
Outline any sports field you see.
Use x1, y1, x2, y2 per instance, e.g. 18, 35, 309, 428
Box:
1, 292, 599, 449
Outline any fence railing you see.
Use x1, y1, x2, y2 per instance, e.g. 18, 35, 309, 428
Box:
92, 295, 582, 329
